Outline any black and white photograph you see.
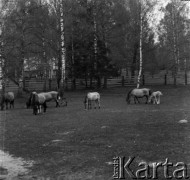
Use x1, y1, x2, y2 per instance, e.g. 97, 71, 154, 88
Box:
0, 0, 190, 179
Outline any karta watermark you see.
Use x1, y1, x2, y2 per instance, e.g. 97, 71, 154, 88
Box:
113, 157, 189, 179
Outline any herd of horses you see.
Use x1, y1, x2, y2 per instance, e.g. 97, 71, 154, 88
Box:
0, 88, 163, 114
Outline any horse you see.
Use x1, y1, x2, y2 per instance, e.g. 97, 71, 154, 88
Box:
148, 91, 163, 105
26, 91, 36, 109
84, 92, 100, 110
31, 92, 47, 115
40, 91, 61, 107
1, 92, 15, 110
126, 88, 152, 104
27, 91, 61, 108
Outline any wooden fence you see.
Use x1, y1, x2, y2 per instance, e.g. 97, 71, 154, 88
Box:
23, 72, 189, 92
1, 72, 189, 95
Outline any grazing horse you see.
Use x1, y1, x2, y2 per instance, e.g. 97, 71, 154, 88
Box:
41, 91, 61, 107
27, 91, 61, 108
126, 88, 151, 104
1, 92, 15, 110
84, 92, 100, 110
26, 92, 35, 109
148, 91, 163, 104
31, 92, 47, 115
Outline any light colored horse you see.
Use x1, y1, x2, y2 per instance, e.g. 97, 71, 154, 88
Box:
148, 91, 163, 104
1, 92, 15, 110
84, 92, 100, 110
38, 91, 61, 107
27, 91, 61, 109
126, 88, 152, 104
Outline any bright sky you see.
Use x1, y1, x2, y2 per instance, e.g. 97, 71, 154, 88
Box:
149, 0, 190, 42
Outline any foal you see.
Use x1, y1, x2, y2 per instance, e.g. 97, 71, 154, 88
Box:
148, 91, 163, 104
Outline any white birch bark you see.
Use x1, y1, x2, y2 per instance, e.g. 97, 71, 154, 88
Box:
137, 1, 143, 89
93, 2, 97, 76
172, 3, 178, 83
60, 0, 66, 86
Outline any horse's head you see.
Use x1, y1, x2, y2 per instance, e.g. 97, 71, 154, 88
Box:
126, 89, 133, 104
31, 92, 38, 106
26, 93, 33, 108
158, 91, 163, 96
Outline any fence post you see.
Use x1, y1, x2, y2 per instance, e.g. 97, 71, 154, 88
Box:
65, 78, 68, 90
103, 76, 107, 89
122, 76, 124, 87
185, 73, 187, 85
164, 74, 167, 85
174, 75, 176, 85
49, 79, 52, 90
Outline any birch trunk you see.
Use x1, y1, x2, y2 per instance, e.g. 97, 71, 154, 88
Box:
137, 2, 143, 89
93, 2, 98, 88
59, 0, 66, 96
42, 34, 47, 91
71, 25, 76, 90
172, 4, 177, 85
0, 32, 5, 96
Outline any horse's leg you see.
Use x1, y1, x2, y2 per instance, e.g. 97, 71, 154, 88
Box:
1, 102, 4, 110
43, 102, 47, 113
156, 95, 160, 104
134, 96, 140, 104
127, 96, 130, 104
88, 100, 90, 109
33, 105, 37, 115
98, 99, 100, 109
153, 97, 156, 104
157, 96, 160, 104
94, 100, 97, 109
55, 99, 59, 107
133, 96, 136, 104
145, 95, 148, 104
40, 105, 42, 113
136, 97, 141, 104
6, 101, 8, 109
86, 99, 89, 110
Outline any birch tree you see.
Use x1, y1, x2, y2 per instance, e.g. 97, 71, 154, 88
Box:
159, 1, 189, 84
136, 0, 157, 88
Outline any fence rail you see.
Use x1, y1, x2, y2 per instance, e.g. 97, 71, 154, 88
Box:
1, 72, 190, 95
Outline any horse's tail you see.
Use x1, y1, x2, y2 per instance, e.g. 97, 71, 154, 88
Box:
126, 89, 133, 103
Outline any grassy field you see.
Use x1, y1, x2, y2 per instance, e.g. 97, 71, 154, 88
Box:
1, 86, 190, 180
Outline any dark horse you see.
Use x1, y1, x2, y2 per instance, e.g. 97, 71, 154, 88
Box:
1, 92, 15, 110
126, 88, 152, 104
31, 92, 47, 115
27, 91, 61, 109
